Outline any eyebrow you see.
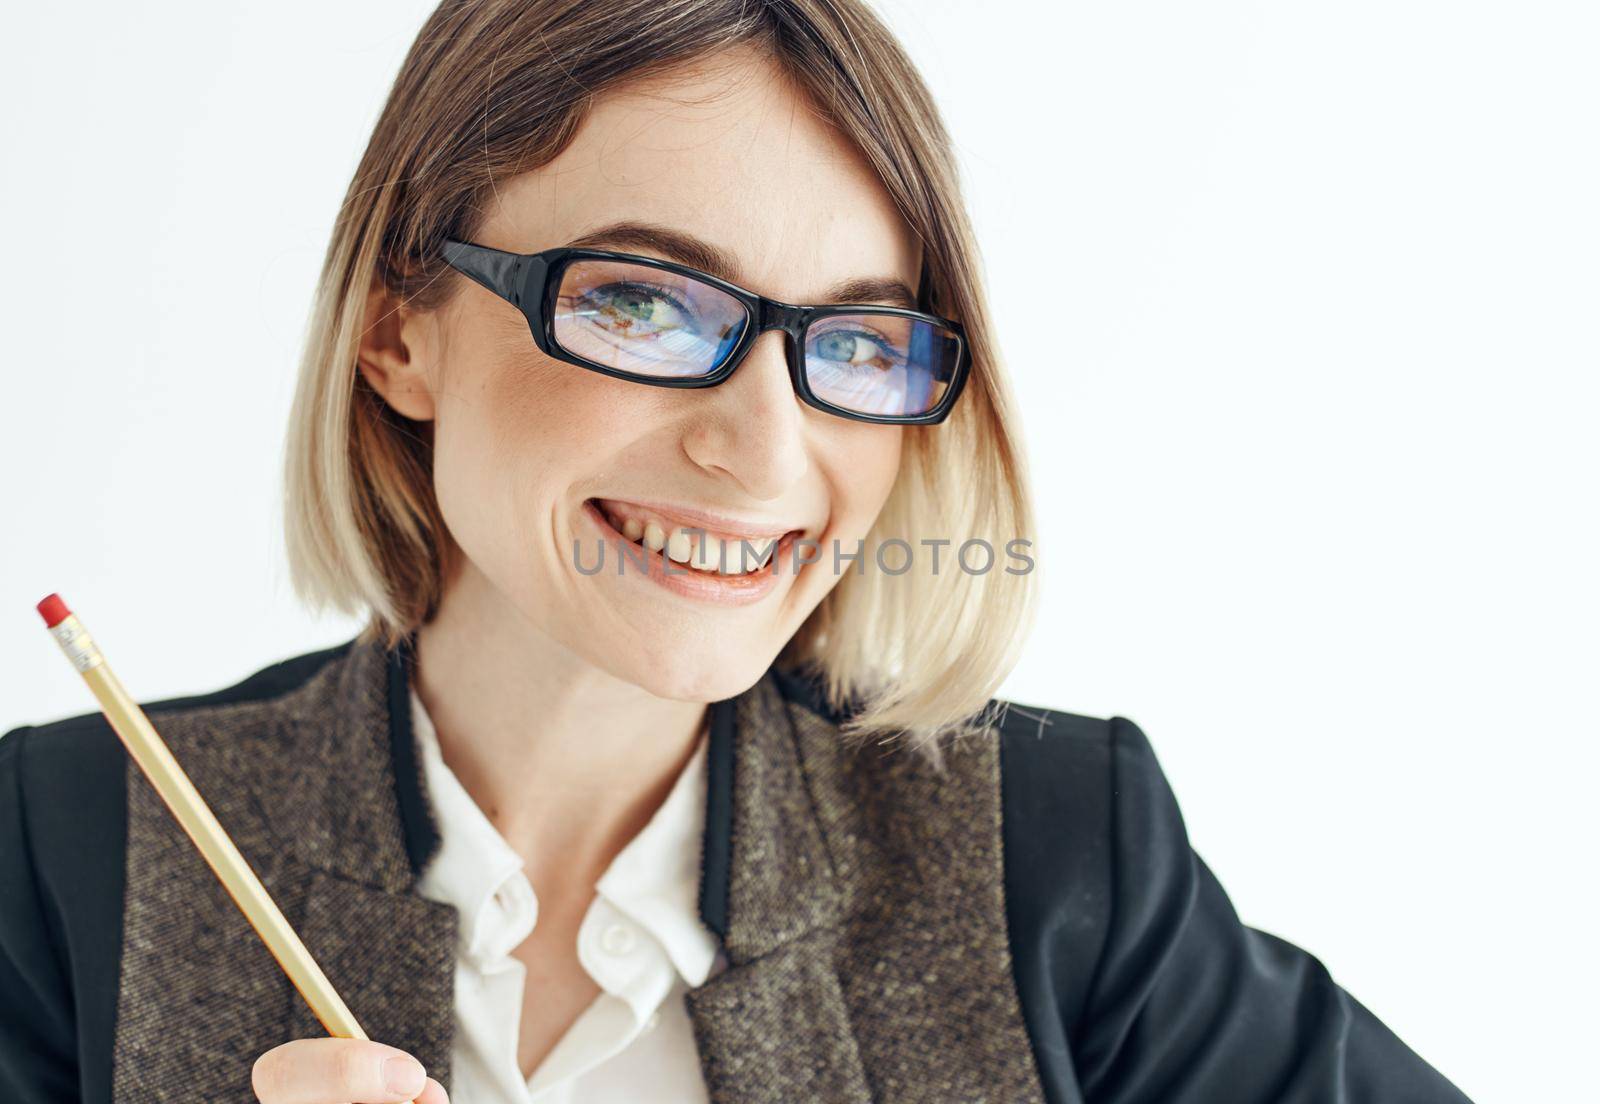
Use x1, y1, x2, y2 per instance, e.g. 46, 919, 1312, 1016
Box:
564, 219, 921, 311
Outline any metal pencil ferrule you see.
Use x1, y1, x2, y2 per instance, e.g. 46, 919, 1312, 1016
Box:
48, 613, 105, 674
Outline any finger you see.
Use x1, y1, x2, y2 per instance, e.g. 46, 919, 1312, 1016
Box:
251, 1037, 430, 1104
416, 1076, 450, 1104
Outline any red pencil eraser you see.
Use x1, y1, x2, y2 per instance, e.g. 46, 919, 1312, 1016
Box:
37, 593, 71, 628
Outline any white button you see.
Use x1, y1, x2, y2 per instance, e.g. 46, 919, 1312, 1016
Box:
599, 922, 637, 956
645, 1011, 662, 1032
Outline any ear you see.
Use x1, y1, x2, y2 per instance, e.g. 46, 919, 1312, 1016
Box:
356, 282, 437, 421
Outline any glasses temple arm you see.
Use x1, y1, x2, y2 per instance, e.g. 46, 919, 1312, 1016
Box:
441, 239, 524, 302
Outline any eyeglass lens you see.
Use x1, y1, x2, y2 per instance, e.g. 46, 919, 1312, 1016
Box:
550, 257, 958, 418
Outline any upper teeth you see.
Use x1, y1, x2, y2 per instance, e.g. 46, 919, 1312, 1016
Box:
616, 513, 778, 575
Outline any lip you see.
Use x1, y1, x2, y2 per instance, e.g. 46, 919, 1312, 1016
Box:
590, 496, 810, 543
579, 499, 803, 607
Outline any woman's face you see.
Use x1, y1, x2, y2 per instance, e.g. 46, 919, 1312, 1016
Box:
375, 48, 917, 702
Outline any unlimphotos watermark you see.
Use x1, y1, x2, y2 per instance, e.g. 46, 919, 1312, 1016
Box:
571, 532, 1035, 577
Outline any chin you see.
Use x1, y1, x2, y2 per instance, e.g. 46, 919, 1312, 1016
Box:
609, 644, 775, 705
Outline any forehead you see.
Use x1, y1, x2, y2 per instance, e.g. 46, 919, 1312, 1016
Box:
475, 47, 922, 305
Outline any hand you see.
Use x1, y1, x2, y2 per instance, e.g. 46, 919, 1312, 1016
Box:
251, 1037, 449, 1103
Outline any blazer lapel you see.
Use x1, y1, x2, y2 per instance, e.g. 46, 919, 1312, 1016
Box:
684, 672, 874, 1103
275, 635, 458, 1078
279, 864, 457, 1074
114, 636, 458, 1100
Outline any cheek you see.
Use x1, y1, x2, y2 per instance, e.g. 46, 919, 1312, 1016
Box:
440, 352, 626, 492
483, 357, 595, 454
428, 355, 580, 562
478, 353, 672, 459
824, 425, 904, 531
430, 352, 661, 552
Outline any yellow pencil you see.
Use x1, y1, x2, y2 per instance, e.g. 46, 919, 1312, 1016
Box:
36, 593, 416, 1104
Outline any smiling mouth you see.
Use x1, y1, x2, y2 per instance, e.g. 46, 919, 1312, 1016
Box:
585, 498, 806, 577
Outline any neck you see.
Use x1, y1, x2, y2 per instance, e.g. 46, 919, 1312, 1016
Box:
410, 562, 710, 897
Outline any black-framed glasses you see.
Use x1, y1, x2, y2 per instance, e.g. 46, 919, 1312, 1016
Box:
439, 238, 971, 425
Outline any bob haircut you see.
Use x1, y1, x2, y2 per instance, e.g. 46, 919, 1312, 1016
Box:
283, 0, 1039, 767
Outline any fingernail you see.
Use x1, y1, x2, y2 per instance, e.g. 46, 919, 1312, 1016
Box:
384, 1055, 426, 1095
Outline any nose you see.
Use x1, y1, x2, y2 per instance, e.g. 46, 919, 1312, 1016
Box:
681, 329, 810, 500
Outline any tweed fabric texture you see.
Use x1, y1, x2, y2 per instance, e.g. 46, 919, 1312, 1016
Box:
109, 638, 1046, 1102
114, 643, 458, 1101
698, 676, 1048, 1104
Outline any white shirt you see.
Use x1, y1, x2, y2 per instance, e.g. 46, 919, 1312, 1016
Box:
409, 688, 728, 1102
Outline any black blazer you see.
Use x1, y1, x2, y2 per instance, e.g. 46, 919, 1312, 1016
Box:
0, 640, 1474, 1102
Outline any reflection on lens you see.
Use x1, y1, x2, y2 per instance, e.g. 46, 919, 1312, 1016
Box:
804, 313, 959, 417
553, 259, 747, 378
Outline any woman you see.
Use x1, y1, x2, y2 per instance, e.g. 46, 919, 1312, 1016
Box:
0, 1, 1474, 1102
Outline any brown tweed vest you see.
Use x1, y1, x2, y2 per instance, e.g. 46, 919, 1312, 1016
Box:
110, 637, 1046, 1102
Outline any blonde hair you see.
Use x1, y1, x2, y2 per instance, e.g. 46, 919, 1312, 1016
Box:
283, 0, 1038, 766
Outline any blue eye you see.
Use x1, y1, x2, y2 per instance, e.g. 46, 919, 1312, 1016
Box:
807, 327, 905, 371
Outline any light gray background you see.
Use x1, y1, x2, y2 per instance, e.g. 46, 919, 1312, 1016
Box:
2, 3, 1595, 1098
